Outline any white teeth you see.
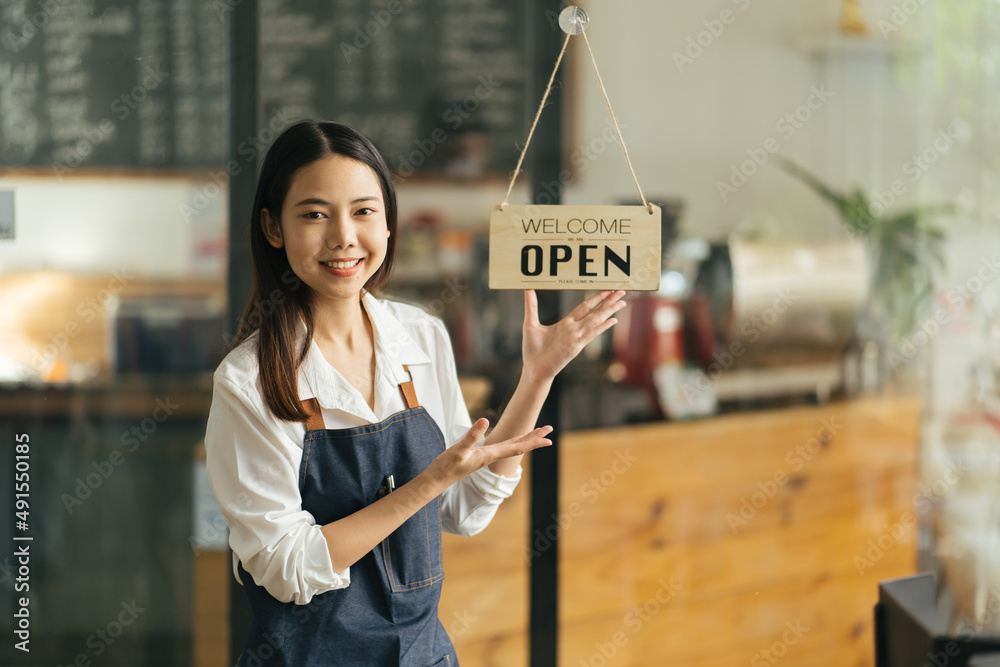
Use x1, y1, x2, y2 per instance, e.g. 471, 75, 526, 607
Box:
322, 259, 362, 269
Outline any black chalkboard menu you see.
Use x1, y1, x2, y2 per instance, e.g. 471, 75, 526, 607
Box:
0, 0, 530, 177
0, 0, 229, 170
258, 0, 530, 179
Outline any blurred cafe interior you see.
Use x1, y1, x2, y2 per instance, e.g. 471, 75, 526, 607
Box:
2, 0, 1000, 665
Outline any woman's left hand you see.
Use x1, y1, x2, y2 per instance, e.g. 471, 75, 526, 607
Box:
522, 289, 627, 383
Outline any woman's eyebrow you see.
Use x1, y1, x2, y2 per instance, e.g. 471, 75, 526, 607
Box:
292, 196, 380, 207
292, 197, 329, 207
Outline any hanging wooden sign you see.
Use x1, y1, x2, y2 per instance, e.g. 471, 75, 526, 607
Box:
489, 204, 661, 290
487, 7, 661, 291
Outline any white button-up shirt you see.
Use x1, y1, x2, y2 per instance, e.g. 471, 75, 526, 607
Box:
205, 293, 521, 605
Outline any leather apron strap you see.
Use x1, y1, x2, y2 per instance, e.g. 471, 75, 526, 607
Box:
400, 364, 419, 410
302, 365, 419, 431
302, 397, 325, 433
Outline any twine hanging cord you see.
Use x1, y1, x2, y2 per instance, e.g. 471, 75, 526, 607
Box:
499, 23, 653, 214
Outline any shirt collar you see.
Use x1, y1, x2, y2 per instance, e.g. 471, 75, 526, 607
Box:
362, 292, 432, 376
297, 293, 432, 412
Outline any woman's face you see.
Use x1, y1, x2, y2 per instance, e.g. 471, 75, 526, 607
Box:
262, 154, 390, 305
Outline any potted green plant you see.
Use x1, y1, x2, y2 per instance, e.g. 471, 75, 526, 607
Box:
776, 156, 953, 343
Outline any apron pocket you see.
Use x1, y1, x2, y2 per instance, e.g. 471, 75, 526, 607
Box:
378, 504, 444, 592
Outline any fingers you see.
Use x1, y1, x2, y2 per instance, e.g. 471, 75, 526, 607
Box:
588, 291, 626, 329
485, 426, 553, 462
567, 291, 626, 344
585, 292, 626, 327
588, 290, 625, 311
524, 289, 540, 327
568, 290, 610, 320
570, 290, 626, 323
516, 425, 553, 440
594, 290, 627, 314
580, 315, 620, 344
455, 418, 490, 451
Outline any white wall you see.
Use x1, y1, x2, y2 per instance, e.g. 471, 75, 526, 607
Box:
0, 175, 226, 277
568, 0, 950, 237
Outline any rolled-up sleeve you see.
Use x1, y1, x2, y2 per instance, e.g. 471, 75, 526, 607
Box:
205, 375, 348, 604
429, 318, 523, 536
440, 466, 522, 536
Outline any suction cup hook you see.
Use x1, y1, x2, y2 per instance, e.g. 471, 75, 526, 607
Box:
558, 6, 589, 35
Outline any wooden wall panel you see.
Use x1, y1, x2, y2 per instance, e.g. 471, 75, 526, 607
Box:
441, 396, 920, 667
192, 550, 230, 667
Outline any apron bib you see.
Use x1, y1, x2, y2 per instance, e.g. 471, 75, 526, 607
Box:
237, 366, 457, 666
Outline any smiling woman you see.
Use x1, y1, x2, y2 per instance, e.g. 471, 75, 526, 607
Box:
204, 119, 624, 666
261, 156, 391, 312
229, 121, 400, 422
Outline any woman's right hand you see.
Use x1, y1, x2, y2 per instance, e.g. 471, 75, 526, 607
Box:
424, 418, 552, 488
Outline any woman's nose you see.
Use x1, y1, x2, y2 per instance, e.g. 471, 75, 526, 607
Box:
326, 216, 357, 248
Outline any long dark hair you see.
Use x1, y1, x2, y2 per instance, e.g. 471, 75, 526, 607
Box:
231, 120, 398, 422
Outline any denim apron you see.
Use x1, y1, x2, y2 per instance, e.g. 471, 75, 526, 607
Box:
237, 366, 457, 666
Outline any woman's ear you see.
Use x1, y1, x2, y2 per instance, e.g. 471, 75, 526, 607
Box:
261, 209, 283, 248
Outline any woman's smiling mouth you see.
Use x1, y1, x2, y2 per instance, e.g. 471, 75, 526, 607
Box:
320, 258, 362, 269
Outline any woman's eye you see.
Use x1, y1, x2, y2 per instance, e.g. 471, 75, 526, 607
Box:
356, 207, 376, 216
303, 211, 325, 220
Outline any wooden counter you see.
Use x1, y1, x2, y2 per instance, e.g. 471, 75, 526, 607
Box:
439, 395, 921, 666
